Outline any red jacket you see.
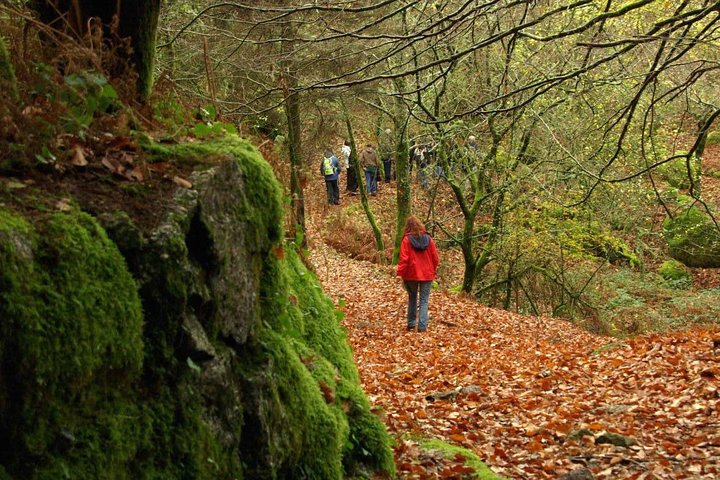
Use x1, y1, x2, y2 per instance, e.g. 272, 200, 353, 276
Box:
396, 232, 439, 281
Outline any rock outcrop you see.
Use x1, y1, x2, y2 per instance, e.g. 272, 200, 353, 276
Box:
0, 137, 394, 479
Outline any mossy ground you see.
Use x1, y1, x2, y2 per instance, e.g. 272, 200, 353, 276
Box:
419, 438, 504, 480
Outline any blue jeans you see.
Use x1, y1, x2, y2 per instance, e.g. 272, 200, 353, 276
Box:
365, 168, 378, 194
404, 280, 432, 331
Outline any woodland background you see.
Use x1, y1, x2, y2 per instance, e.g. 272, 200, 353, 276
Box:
1, 0, 720, 478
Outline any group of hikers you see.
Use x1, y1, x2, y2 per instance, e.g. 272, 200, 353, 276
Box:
320, 129, 396, 206
319, 131, 448, 334
321, 130, 481, 206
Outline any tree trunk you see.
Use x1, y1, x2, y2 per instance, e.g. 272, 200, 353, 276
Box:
30, 0, 160, 100
0, 37, 18, 102
342, 102, 384, 260
460, 217, 477, 293
392, 129, 410, 264
280, 22, 306, 249
285, 91, 306, 248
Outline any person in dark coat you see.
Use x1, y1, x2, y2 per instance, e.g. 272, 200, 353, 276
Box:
341, 140, 358, 194
396, 216, 440, 332
379, 128, 394, 182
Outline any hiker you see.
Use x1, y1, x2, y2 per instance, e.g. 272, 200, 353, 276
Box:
467, 134, 478, 152
320, 148, 341, 205
360, 144, 380, 196
396, 216, 439, 332
379, 128, 394, 182
342, 140, 358, 194
411, 140, 430, 189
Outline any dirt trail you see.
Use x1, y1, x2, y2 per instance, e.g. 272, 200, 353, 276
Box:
309, 241, 720, 479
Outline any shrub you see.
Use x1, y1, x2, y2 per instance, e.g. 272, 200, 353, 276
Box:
587, 268, 720, 335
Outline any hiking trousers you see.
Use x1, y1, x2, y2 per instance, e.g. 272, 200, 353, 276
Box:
403, 280, 432, 331
325, 179, 339, 204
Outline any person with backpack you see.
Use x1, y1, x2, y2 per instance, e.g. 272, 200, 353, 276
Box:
320, 148, 341, 205
360, 144, 380, 196
396, 216, 439, 332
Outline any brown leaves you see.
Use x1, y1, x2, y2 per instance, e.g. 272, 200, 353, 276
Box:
318, 380, 335, 404
55, 134, 195, 190
172, 175, 192, 189
70, 144, 88, 166
310, 239, 720, 479
100, 148, 148, 182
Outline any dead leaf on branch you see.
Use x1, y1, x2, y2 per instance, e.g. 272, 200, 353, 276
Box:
70, 144, 88, 166
173, 176, 192, 189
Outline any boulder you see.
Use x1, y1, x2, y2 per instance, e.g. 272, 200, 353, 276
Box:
664, 207, 720, 267
0, 137, 394, 479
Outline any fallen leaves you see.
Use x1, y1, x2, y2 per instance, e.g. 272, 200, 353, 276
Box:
172, 175, 192, 189
45, 133, 196, 189
70, 144, 88, 166
309, 238, 720, 479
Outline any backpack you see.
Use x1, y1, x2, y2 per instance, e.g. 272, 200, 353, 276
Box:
322, 156, 335, 176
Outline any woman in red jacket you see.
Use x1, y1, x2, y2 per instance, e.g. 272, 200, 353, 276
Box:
396, 216, 439, 332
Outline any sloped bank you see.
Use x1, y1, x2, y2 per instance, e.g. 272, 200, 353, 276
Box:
0, 137, 394, 479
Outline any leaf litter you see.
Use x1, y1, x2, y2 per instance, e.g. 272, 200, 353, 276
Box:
309, 239, 720, 479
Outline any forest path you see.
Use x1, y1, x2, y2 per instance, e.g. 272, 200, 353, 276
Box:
309, 240, 720, 479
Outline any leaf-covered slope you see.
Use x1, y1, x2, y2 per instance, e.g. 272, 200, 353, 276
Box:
311, 240, 720, 479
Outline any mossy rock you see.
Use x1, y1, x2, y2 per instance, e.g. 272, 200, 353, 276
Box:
658, 259, 692, 288
583, 231, 638, 266
0, 208, 145, 477
132, 138, 392, 478
663, 207, 720, 267
657, 155, 701, 190
0, 136, 394, 478
706, 130, 720, 146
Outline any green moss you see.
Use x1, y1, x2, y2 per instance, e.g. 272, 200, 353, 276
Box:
0, 208, 144, 478
248, 329, 347, 479
253, 248, 395, 478
658, 259, 692, 289
664, 207, 720, 267
657, 154, 701, 190
524, 207, 638, 266
419, 438, 504, 479
706, 130, 720, 146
